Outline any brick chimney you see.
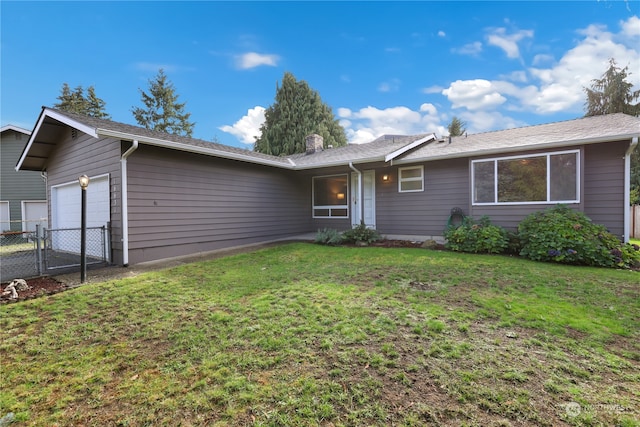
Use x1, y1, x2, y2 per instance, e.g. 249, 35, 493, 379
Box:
306, 134, 324, 155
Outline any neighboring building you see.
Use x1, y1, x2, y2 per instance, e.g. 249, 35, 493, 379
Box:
1, 125, 46, 233
16, 107, 639, 265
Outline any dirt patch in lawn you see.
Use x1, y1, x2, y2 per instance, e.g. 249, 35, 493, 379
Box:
1, 276, 67, 304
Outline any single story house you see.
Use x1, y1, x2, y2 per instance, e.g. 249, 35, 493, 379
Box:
16, 107, 639, 266
1, 125, 47, 233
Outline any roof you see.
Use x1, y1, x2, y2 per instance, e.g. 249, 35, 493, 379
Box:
1, 125, 32, 136
16, 107, 640, 172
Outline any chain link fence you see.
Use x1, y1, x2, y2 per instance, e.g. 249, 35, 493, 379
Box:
0, 221, 109, 282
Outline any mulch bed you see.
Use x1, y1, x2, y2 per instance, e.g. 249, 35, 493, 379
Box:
1, 277, 67, 304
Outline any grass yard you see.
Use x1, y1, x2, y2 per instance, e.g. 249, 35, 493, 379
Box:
1, 243, 639, 426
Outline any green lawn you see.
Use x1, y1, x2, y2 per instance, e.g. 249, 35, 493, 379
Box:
1, 243, 639, 426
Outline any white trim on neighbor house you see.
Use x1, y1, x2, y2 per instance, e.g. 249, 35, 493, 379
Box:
0, 201, 10, 231
471, 149, 581, 206
624, 136, 639, 242
1, 125, 31, 135
398, 165, 424, 193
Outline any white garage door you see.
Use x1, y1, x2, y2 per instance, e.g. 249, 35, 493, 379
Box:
22, 201, 47, 233
51, 174, 110, 257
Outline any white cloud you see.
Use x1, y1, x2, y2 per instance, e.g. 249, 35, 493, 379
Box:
235, 52, 279, 69
422, 85, 445, 94
459, 111, 527, 133
452, 41, 482, 56
532, 54, 554, 66
378, 78, 401, 93
621, 15, 640, 37
525, 17, 640, 113
337, 105, 443, 144
219, 106, 265, 145
486, 27, 534, 59
438, 30, 446, 37
442, 79, 507, 110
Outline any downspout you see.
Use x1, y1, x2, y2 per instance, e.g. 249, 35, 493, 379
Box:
120, 140, 138, 266
349, 162, 363, 227
624, 136, 638, 242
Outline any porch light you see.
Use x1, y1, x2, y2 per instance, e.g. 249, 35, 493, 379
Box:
382, 174, 390, 182
78, 174, 90, 283
336, 192, 345, 200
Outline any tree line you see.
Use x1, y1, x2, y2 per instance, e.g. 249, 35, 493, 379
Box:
55, 61, 638, 202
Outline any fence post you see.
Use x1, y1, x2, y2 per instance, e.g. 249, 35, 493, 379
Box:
35, 224, 43, 275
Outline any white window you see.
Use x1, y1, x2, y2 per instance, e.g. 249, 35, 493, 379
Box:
313, 175, 348, 218
398, 166, 424, 192
472, 150, 579, 205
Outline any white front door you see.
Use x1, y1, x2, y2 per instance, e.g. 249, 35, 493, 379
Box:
350, 170, 376, 228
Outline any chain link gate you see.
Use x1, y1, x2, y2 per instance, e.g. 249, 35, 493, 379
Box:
0, 224, 110, 282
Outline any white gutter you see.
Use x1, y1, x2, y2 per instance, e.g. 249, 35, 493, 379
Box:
349, 162, 362, 227
120, 140, 139, 266
624, 136, 638, 242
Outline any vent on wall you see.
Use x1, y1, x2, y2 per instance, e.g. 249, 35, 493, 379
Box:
71, 129, 78, 139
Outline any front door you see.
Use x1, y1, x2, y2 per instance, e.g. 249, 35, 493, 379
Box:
350, 170, 376, 228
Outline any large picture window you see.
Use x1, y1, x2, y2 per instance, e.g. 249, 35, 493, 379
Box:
472, 150, 579, 205
313, 175, 348, 218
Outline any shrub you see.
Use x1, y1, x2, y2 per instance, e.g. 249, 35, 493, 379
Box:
444, 216, 509, 254
314, 228, 343, 246
342, 221, 381, 245
518, 204, 640, 268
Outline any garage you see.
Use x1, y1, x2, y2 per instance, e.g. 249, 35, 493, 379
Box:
51, 174, 110, 257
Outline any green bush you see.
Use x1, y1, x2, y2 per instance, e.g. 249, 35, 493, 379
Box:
444, 216, 509, 254
342, 221, 381, 245
518, 204, 640, 268
314, 228, 344, 246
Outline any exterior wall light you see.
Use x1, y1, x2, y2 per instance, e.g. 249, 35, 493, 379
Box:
382, 174, 390, 182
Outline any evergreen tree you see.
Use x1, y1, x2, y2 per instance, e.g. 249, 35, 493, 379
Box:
132, 69, 195, 137
584, 58, 640, 205
584, 58, 640, 117
54, 83, 111, 119
254, 72, 347, 156
447, 116, 467, 136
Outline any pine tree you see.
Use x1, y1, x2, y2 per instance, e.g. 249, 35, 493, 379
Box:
254, 72, 347, 156
447, 116, 467, 136
132, 69, 195, 137
584, 58, 640, 205
584, 58, 640, 117
54, 83, 111, 119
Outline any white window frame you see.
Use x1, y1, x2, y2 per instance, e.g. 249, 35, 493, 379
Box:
471, 149, 580, 206
0, 201, 10, 232
312, 174, 349, 218
398, 165, 424, 193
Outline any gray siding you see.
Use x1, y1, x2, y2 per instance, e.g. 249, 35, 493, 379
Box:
126, 146, 311, 264
0, 130, 46, 230
377, 158, 470, 237
583, 140, 627, 238
45, 129, 123, 262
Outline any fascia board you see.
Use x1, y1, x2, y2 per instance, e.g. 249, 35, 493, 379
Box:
43, 108, 98, 138
97, 128, 295, 169
384, 134, 436, 162
15, 110, 47, 171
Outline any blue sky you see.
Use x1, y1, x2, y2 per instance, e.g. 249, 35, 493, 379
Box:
2, 1, 639, 148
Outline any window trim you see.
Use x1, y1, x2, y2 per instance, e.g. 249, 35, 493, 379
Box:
398, 165, 424, 193
312, 174, 349, 219
471, 149, 580, 206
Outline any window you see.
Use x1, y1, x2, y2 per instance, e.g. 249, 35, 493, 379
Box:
398, 166, 424, 192
472, 150, 579, 205
313, 175, 348, 218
